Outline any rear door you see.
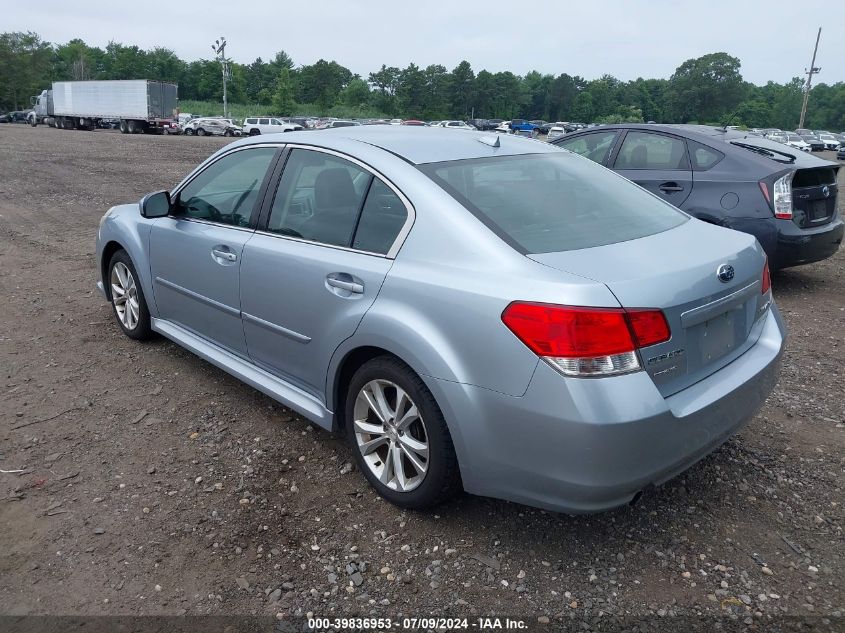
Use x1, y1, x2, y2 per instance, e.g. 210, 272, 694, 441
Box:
240, 147, 412, 400
149, 146, 279, 356
611, 130, 693, 207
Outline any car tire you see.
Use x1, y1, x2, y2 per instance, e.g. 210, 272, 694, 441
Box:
197, 128, 206, 136
184, 128, 194, 136
107, 250, 153, 341
345, 356, 461, 510
249, 129, 260, 136
223, 129, 233, 137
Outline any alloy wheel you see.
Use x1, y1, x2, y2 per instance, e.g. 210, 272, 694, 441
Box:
110, 262, 139, 330
353, 379, 429, 492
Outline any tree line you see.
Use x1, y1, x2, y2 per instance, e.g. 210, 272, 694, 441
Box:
1, 31, 843, 130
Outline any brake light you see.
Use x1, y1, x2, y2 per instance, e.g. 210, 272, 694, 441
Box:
501, 303, 670, 377
761, 258, 771, 294
760, 173, 794, 219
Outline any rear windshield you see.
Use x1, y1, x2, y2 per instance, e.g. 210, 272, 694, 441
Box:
419, 153, 687, 254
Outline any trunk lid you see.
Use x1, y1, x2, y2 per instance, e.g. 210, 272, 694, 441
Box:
528, 220, 769, 396
791, 166, 839, 228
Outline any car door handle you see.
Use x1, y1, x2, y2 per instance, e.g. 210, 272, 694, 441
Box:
326, 276, 364, 294
659, 182, 684, 192
211, 248, 237, 262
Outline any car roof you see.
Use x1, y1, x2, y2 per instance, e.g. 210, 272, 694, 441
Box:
228, 126, 561, 164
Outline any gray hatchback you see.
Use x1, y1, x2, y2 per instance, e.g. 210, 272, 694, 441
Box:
96, 127, 785, 513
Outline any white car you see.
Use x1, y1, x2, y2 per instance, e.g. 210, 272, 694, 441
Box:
546, 126, 567, 142
242, 117, 302, 135
389, 118, 403, 125
784, 133, 811, 152
816, 132, 841, 150
321, 120, 361, 129
182, 117, 241, 137
441, 120, 474, 130
494, 121, 511, 133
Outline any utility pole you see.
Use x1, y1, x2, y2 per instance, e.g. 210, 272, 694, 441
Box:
798, 28, 821, 130
211, 37, 230, 119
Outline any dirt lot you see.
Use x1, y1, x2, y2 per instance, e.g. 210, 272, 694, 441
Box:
0, 124, 843, 628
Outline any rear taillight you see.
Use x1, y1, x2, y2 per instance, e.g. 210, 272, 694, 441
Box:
760, 173, 794, 219
761, 258, 771, 294
501, 303, 670, 377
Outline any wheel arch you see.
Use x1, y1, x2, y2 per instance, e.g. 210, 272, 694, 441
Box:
100, 240, 126, 300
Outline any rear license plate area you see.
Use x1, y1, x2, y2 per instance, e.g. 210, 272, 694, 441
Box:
700, 311, 737, 364
810, 200, 831, 222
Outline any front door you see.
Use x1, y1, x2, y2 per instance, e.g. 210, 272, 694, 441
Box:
611, 130, 693, 207
240, 148, 411, 399
150, 146, 278, 356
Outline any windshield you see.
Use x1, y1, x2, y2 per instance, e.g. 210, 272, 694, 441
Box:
786, 135, 802, 142
419, 153, 687, 254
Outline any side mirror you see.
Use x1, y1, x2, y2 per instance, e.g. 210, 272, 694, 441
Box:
140, 190, 171, 218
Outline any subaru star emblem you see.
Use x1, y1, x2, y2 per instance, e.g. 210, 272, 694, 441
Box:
717, 264, 735, 283
822, 185, 830, 198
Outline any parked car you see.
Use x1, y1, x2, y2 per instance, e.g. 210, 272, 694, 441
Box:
401, 120, 427, 126
509, 119, 536, 135
801, 135, 825, 152
531, 121, 553, 134
784, 133, 811, 152
767, 131, 788, 144
321, 120, 361, 129
96, 127, 784, 513
838, 145, 845, 160
546, 126, 567, 142
183, 118, 240, 137
552, 124, 843, 270
494, 120, 511, 133
815, 132, 841, 151
441, 120, 475, 130
0, 112, 11, 123
242, 117, 301, 135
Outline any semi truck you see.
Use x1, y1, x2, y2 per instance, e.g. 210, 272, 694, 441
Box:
28, 80, 178, 134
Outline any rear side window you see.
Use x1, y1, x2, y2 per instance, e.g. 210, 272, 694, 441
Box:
556, 131, 618, 165
259, 118, 269, 125
420, 153, 687, 254
615, 131, 689, 170
246, 118, 257, 124
687, 140, 724, 171
267, 149, 407, 253
352, 179, 408, 254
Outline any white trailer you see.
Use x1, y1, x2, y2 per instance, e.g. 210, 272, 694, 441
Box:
29, 80, 178, 134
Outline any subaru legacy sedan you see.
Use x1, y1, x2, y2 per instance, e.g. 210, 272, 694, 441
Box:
96, 127, 785, 513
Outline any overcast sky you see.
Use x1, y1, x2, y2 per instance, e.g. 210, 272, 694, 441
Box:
7, 0, 844, 85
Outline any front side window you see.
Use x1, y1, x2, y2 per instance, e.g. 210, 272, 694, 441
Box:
173, 148, 276, 226
556, 131, 618, 165
614, 131, 689, 170
420, 153, 687, 254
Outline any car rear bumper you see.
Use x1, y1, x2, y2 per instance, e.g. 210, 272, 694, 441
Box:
432, 304, 785, 514
772, 216, 844, 269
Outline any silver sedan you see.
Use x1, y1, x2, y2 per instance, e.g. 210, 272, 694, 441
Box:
96, 127, 785, 513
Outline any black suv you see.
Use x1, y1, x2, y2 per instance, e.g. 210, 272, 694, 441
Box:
552, 124, 842, 269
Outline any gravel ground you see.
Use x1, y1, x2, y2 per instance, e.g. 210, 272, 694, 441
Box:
0, 124, 843, 629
